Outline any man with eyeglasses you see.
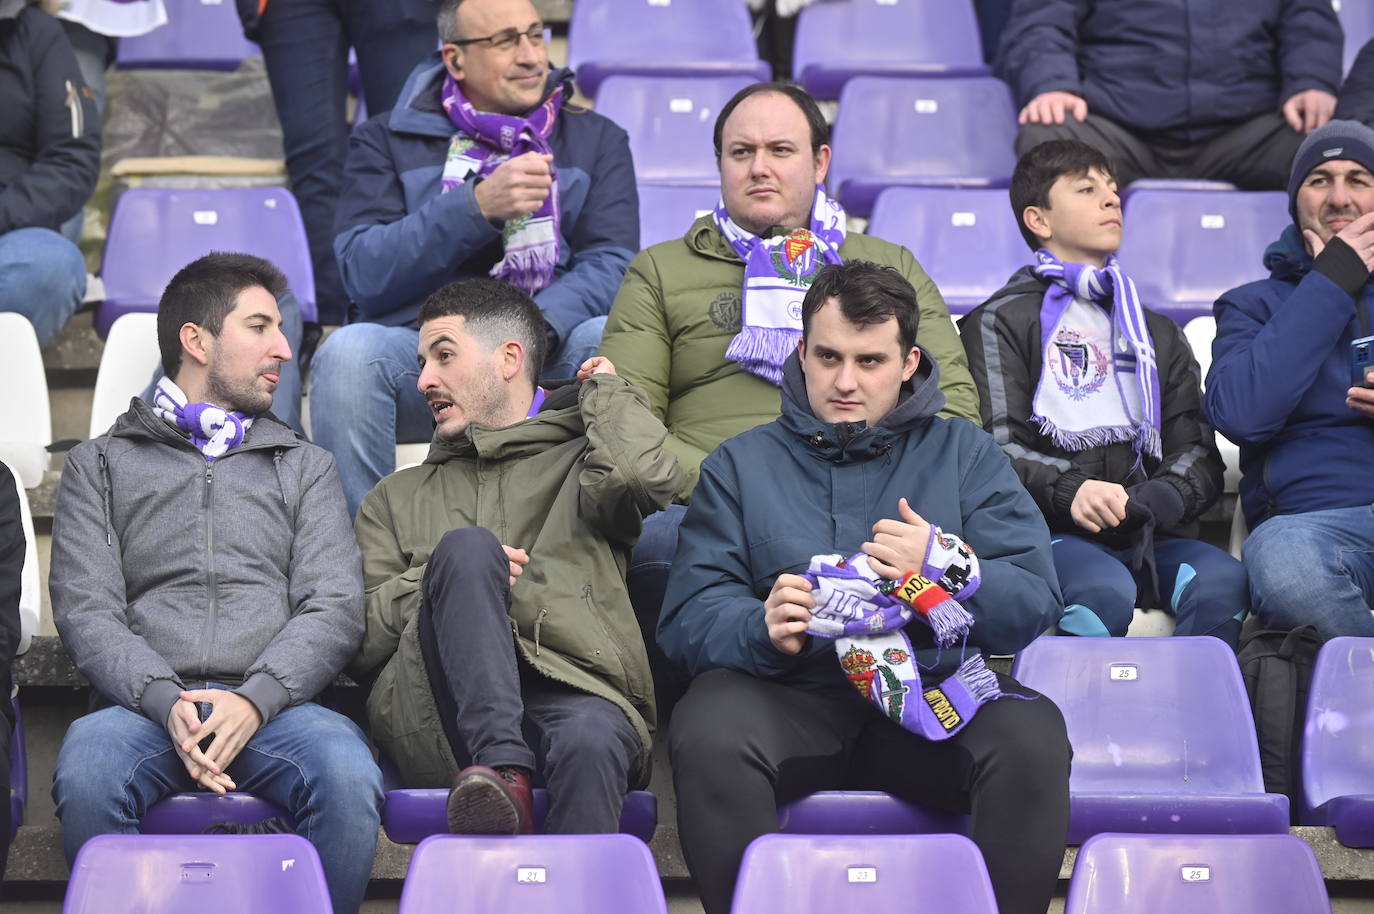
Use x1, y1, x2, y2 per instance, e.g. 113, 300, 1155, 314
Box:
313, 0, 639, 518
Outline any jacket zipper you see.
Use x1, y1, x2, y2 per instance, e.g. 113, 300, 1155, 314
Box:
533, 608, 548, 656
199, 463, 219, 676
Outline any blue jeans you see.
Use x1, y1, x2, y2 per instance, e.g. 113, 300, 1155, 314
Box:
1052, 534, 1247, 647
139, 290, 306, 434
245, 0, 438, 324
53, 695, 383, 914
1244, 505, 1374, 638
311, 315, 608, 517
0, 227, 86, 348
628, 505, 691, 719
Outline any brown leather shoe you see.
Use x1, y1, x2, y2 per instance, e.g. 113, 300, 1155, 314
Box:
446, 765, 533, 834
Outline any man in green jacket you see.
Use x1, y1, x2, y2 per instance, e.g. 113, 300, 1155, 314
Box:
354, 278, 682, 835
600, 81, 980, 712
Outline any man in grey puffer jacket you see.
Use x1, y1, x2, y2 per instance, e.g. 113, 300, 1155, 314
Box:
49, 253, 382, 914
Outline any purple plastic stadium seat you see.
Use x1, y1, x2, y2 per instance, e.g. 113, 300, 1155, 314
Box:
867, 186, 1026, 314
63, 834, 332, 914
1064, 833, 1331, 914
1116, 189, 1289, 324
1301, 636, 1374, 845
777, 790, 969, 835
9, 700, 24, 840
98, 187, 317, 338
733, 834, 997, 914
828, 77, 1018, 218
1339, 0, 1374, 77
596, 76, 754, 186
1012, 636, 1289, 843
793, 0, 988, 99
381, 788, 656, 844
638, 184, 719, 248
140, 793, 294, 834
397, 834, 668, 914
1116, 178, 1237, 206
567, 0, 770, 100
116, 2, 260, 71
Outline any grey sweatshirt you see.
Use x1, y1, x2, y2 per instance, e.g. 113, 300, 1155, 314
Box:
50, 398, 364, 729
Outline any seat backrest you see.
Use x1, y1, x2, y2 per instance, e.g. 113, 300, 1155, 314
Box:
732, 834, 998, 914
1064, 833, 1330, 914
63, 834, 332, 914
1010, 636, 1267, 795
793, 0, 987, 98
0, 313, 51, 488
867, 186, 1026, 313
89, 313, 161, 439
1118, 190, 1288, 322
1182, 316, 1216, 382
1338, 0, 1374, 76
116, 2, 260, 71
596, 75, 753, 186
637, 184, 719, 249
829, 76, 1017, 216
397, 834, 668, 914
99, 187, 316, 334
1302, 636, 1374, 815
567, 0, 767, 98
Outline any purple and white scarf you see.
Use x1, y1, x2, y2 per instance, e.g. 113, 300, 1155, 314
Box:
713, 187, 845, 386
152, 377, 253, 462
440, 76, 563, 295
802, 529, 1013, 741
1031, 250, 1161, 464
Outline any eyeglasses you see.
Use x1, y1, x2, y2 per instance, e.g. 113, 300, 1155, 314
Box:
450, 24, 545, 52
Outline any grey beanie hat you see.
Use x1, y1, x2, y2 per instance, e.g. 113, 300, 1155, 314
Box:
1287, 119, 1374, 222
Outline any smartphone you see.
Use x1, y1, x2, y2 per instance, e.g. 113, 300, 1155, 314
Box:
1352, 335, 1374, 388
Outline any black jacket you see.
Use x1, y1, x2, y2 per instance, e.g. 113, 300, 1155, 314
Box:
1337, 39, 1374, 127
960, 267, 1224, 546
0, 5, 100, 234
0, 462, 23, 731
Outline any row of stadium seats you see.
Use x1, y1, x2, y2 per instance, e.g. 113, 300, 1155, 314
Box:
117, 0, 1374, 101
62, 829, 1336, 913
20, 635, 1374, 862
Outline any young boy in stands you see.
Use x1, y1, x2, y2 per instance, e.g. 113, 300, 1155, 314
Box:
961, 139, 1247, 645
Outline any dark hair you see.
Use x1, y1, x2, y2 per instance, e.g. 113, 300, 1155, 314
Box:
800, 261, 919, 354
418, 278, 547, 385
1008, 139, 1115, 250
157, 251, 287, 380
713, 82, 830, 159
436, 0, 465, 44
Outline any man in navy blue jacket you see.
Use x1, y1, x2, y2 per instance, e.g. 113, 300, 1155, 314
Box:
659, 261, 1070, 914
311, 0, 639, 517
995, 0, 1341, 190
0, 0, 100, 348
1209, 120, 1374, 637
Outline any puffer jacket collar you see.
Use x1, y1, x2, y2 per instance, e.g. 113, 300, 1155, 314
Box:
106, 396, 302, 453
775, 346, 945, 464
387, 52, 577, 140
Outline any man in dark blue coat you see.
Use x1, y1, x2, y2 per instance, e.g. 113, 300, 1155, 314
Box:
1209, 120, 1374, 637
659, 261, 1070, 914
996, 0, 1341, 189
0, 0, 99, 347
311, 0, 639, 517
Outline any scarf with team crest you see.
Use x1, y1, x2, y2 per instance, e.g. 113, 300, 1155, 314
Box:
802, 529, 1017, 741
1031, 249, 1161, 466
152, 377, 253, 462
439, 75, 563, 295
713, 187, 846, 385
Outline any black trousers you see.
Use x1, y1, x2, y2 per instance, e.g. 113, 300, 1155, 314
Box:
669, 668, 1071, 914
418, 527, 640, 834
1016, 111, 1304, 191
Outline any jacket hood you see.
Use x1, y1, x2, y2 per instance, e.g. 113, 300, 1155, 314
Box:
423, 382, 583, 464
1262, 223, 1314, 282
776, 345, 946, 461
389, 53, 577, 138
